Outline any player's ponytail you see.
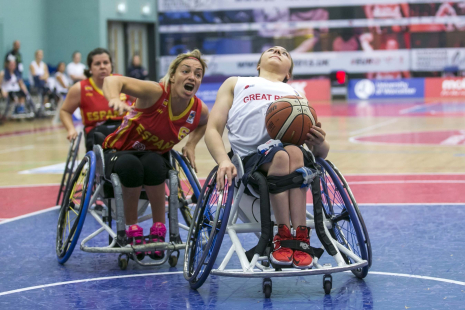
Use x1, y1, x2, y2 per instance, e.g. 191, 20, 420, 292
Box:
159, 49, 207, 93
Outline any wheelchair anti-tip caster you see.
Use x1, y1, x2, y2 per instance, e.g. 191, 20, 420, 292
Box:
263, 278, 272, 298
323, 274, 332, 295
169, 250, 180, 267
118, 254, 129, 270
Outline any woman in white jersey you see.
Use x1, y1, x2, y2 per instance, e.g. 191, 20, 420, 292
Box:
29, 49, 50, 110
205, 46, 330, 269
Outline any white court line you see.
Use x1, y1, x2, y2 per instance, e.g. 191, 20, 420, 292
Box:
1, 270, 464, 297
0, 145, 34, 154
399, 105, 424, 115
349, 119, 398, 136
363, 271, 465, 286
347, 180, 465, 185
0, 271, 183, 296
0, 206, 59, 226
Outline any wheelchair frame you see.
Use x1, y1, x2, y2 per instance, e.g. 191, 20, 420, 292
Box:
185, 152, 371, 296
56, 145, 201, 269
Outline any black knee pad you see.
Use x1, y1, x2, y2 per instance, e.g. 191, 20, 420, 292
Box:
140, 152, 169, 186
113, 154, 144, 187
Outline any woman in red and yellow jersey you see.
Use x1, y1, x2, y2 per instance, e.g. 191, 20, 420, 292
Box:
101, 49, 209, 260
60, 48, 131, 152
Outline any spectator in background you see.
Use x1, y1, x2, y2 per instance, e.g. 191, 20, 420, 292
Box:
66, 51, 86, 84
52, 62, 69, 124
30, 49, 50, 113
30, 49, 50, 89
364, 3, 409, 33
127, 54, 148, 80
0, 58, 30, 117
4, 40, 23, 75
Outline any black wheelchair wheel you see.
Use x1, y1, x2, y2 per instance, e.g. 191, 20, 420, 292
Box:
56, 132, 82, 206
171, 151, 201, 227
56, 152, 96, 264
183, 166, 234, 289
316, 158, 371, 278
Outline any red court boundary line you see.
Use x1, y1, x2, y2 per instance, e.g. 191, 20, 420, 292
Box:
0, 125, 63, 138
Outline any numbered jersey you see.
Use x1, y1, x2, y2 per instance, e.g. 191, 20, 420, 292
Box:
103, 83, 202, 154
80, 75, 130, 134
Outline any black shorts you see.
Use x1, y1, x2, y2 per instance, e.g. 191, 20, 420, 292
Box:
85, 119, 122, 152
8, 91, 26, 100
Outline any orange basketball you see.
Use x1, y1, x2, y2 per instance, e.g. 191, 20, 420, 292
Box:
265, 95, 317, 145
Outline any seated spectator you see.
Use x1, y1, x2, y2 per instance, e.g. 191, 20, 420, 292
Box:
127, 54, 148, 80
1, 57, 30, 117
66, 51, 86, 84
52, 62, 70, 124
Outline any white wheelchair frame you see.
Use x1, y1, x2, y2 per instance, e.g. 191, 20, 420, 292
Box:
213, 153, 368, 276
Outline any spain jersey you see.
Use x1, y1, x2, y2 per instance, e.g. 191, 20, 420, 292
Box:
80, 75, 130, 134
103, 83, 202, 154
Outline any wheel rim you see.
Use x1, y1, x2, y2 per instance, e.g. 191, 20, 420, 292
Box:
187, 169, 231, 284
56, 156, 90, 258
318, 161, 368, 268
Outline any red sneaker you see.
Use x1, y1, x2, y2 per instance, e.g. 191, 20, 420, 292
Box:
270, 224, 293, 266
126, 224, 145, 260
293, 226, 313, 269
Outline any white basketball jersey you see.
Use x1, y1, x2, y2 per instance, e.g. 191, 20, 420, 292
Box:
227, 77, 299, 157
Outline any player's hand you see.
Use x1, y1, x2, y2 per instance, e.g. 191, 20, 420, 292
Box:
67, 129, 78, 141
217, 159, 237, 191
182, 144, 197, 173
304, 122, 326, 147
108, 98, 133, 115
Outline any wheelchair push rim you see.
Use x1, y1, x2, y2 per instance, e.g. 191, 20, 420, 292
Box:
316, 158, 371, 278
56, 152, 96, 264
184, 166, 234, 289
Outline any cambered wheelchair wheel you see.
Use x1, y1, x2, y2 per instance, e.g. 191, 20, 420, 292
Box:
171, 151, 201, 227
316, 158, 371, 278
56, 132, 82, 207
56, 152, 96, 264
184, 166, 234, 289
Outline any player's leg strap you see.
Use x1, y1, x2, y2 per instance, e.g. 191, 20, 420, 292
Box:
266, 166, 317, 194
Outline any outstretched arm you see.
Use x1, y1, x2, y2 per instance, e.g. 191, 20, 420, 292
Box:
205, 77, 238, 189
102, 75, 164, 115
60, 83, 81, 140
182, 101, 209, 172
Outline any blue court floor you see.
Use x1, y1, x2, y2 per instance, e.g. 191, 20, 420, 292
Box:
0, 204, 464, 309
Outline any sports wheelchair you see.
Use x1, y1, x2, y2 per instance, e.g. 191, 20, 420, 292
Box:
55, 145, 201, 269
184, 151, 372, 297
1, 92, 36, 120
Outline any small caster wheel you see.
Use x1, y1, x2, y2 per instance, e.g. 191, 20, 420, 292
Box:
118, 254, 128, 270
323, 274, 332, 295
263, 278, 272, 298
169, 255, 178, 267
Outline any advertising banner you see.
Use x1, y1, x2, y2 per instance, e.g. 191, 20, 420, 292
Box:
161, 50, 409, 76
411, 48, 465, 71
425, 77, 465, 98
158, 0, 405, 12
348, 78, 425, 100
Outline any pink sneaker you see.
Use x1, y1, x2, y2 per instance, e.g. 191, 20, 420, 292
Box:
126, 224, 145, 260
148, 222, 167, 260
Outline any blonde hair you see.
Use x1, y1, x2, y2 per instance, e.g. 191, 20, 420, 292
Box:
159, 49, 207, 92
